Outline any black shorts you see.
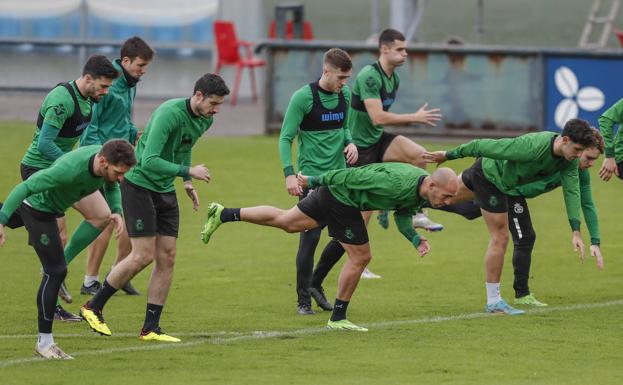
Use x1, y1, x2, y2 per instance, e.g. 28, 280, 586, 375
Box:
296, 186, 368, 245
20, 163, 65, 219
121, 179, 179, 238
617, 161, 623, 181
18, 204, 65, 263
354, 132, 397, 167
20, 163, 42, 181
461, 158, 508, 213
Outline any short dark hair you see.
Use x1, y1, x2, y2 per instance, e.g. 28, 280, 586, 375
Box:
193, 73, 230, 97
83, 55, 119, 80
561, 118, 593, 147
589, 127, 605, 154
324, 48, 352, 72
120, 36, 155, 62
378, 28, 405, 48
100, 139, 137, 167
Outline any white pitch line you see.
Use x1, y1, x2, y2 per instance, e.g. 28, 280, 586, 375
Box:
0, 330, 243, 340
1, 298, 621, 369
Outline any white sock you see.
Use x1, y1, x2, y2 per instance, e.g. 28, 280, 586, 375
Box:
84, 275, 99, 286
37, 333, 54, 350
486, 282, 501, 305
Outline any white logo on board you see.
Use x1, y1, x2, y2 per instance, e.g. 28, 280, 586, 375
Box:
554, 66, 605, 129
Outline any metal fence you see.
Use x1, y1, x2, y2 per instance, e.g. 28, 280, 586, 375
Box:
257, 40, 623, 138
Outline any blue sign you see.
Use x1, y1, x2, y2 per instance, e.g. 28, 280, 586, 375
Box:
545, 56, 623, 132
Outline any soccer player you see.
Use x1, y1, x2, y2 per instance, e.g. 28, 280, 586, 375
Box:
0, 140, 136, 359
80, 74, 229, 342
79, 37, 155, 297
279, 48, 358, 314
19, 55, 118, 319
308, 29, 444, 289
200, 163, 459, 331
423, 118, 597, 315
597, 98, 623, 181
350, 28, 443, 230
450, 128, 605, 306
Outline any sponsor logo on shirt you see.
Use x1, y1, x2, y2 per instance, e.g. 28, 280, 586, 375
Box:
321, 112, 344, 123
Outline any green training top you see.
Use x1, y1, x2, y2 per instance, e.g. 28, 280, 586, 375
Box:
445, 131, 582, 231
510, 168, 600, 245
278, 83, 352, 176
349, 63, 400, 147
124, 98, 213, 193
22, 81, 92, 168
598, 98, 623, 163
308, 162, 428, 246
0, 145, 120, 224
80, 59, 139, 146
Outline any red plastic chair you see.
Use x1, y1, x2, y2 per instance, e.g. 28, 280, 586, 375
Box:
614, 28, 623, 47
213, 20, 265, 105
268, 20, 314, 40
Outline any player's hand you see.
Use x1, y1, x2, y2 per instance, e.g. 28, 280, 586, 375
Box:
344, 143, 358, 165
110, 213, 124, 239
599, 157, 618, 181
184, 181, 200, 211
0, 224, 6, 246
135, 130, 144, 145
412, 103, 442, 126
189, 164, 211, 183
285, 174, 303, 196
417, 238, 430, 257
590, 245, 604, 270
422, 151, 448, 165
297, 172, 310, 189
572, 231, 585, 263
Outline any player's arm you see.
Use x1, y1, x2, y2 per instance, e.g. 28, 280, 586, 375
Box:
181, 150, 200, 210
393, 210, 429, 256
598, 99, 623, 181
560, 160, 585, 261
341, 88, 358, 165
38, 89, 75, 160
278, 90, 307, 196
578, 169, 603, 269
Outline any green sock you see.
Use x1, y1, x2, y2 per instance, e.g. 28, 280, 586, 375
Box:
64, 220, 102, 265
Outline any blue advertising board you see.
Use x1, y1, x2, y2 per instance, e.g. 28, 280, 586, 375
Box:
545, 56, 623, 132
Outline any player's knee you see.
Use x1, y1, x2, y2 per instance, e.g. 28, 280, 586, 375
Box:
131, 250, 155, 268
283, 223, 302, 233
492, 231, 509, 247
45, 264, 67, 279
157, 249, 176, 269
520, 230, 536, 247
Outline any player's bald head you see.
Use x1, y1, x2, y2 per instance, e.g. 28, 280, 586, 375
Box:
430, 167, 459, 193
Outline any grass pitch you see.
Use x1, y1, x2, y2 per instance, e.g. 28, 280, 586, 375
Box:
0, 121, 621, 384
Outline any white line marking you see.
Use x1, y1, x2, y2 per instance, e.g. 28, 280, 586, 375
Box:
1, 299, 621, 369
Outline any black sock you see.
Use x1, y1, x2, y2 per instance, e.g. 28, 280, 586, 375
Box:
220, 208, 241, 222
330, 299, 349, 321
88, 280, 118, 311
142, 303, 164, 332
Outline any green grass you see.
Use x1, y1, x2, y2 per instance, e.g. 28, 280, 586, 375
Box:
0, 121, 621, 384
